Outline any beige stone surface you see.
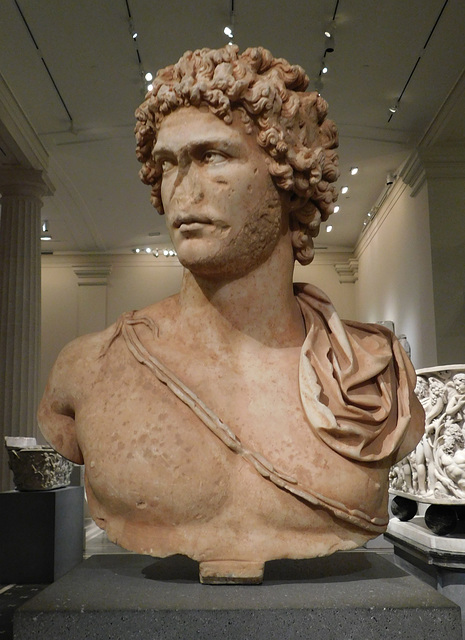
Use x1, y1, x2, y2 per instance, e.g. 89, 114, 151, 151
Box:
38, 46, 424, 582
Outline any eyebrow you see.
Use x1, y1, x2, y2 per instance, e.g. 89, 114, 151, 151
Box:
153, 136, 243, 159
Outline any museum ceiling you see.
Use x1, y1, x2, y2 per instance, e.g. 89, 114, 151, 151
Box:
0, 0, 464, 254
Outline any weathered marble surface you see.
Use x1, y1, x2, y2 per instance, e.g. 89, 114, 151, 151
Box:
5, 437, 73, 491
390, 365, 465, 503
38, 46, 424, 583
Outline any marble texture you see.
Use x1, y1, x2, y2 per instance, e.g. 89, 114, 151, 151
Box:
5, 437, 73, 491
390, 365, 465, 504
38, 46, 424, 583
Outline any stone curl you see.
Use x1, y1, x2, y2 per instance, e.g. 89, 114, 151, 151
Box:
135, 45, 339, 265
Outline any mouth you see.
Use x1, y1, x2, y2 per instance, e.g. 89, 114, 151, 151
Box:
173, 214, 213, 230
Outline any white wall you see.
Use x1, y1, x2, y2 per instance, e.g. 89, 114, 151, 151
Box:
355, 179, 437, 369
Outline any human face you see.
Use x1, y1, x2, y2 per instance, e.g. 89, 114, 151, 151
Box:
152, 107, 286, 279
453, 374, 465, 394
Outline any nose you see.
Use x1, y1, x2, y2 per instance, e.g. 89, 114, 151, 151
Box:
171, 163, 204, 207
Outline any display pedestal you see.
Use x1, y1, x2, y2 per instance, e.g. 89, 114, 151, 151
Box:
386, 516, 465, 639
14, 551, 462, 639
0, 486, 84, 583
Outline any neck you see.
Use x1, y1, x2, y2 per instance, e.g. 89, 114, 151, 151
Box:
178, 235, 305, 348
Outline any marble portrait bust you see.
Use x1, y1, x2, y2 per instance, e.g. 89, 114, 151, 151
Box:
38, 46, 425, 584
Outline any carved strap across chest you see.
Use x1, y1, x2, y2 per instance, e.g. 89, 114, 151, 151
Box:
100, 311, 388, 534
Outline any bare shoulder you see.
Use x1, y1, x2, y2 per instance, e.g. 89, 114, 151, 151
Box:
48, 322, 121, 385
38, 321, 129, 463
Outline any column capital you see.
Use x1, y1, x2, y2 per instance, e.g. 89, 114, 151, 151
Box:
0, 167, 54, 199
73, 264, 112, 286
334, 259, 358, 283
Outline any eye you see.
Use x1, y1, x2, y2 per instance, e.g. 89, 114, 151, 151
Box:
202, 150, 226, 165
160, 159, 175, 173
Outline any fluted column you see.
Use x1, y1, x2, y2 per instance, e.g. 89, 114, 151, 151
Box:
0, 167, 52, 490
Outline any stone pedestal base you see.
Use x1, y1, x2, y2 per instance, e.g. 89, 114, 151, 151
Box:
14, 551, 462, 639
386, 517, 465, 639
0, 487, 84, 583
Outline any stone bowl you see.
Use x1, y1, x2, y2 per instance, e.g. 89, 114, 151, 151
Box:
5, 437, 74, 491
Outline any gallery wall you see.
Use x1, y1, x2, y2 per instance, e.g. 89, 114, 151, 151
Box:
354, 179, 437, 370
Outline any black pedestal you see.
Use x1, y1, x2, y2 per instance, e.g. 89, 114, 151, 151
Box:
0, 486, 84, 583
14, 551, 462, 639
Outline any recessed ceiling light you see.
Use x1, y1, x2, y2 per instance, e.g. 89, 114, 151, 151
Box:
326, 225, 333, 233
41, 235, 52, 241
341, 186, 348, 194
333, 205, 340, 213
350, 167, 358, 175
145, 72, 153, 82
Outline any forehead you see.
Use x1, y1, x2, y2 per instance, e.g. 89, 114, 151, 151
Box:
154, 107, 252, 151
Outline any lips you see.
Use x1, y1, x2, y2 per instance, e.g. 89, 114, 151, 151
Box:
173, 214, 213, 229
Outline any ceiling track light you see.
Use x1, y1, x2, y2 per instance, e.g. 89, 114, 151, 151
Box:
132, 247, 178, 257
324, 33, 335, 54
41, 219, 52, 240
128, 19, 137, 39
320, 58, 329, 75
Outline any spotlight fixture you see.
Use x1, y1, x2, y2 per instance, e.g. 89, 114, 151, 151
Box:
350, 167, 358, 176
324, 33, 335, 54
341, 186, 349, 194
129, 18, 138, 39
389, 105, 398, 114
133, 246, 178, 257
321, 63, 328, 74
223, 26, 233, 38
326, 225, 333, 233
333, 205, 340, 213
41, 219, 52, 240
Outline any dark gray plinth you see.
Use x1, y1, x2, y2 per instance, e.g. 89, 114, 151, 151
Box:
0, 486, 84, 583
14, 551, 462, 639
386, 525, 465, 640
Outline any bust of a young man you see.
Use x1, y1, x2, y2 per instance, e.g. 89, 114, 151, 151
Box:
39, 46, 424, 584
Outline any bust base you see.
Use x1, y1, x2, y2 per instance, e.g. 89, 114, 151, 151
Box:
199, 560, 264, 584
14, 551, 462, 639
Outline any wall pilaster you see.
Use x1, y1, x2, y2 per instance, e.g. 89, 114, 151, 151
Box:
0, 167, 52, 490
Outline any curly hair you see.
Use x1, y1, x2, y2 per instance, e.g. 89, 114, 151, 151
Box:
135, 45, 339, 265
